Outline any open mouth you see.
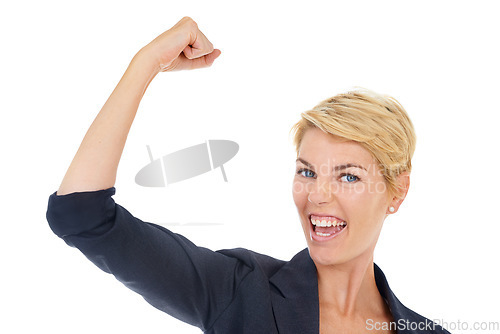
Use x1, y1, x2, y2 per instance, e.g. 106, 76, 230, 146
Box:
309, 214, 347, 239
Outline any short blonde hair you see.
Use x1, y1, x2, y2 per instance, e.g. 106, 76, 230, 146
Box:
290, 88, 416, 198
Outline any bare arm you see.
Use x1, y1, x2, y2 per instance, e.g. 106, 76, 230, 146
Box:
57, 17, 221, 195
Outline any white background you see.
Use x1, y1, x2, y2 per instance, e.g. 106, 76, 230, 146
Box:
1, 1, 499, 333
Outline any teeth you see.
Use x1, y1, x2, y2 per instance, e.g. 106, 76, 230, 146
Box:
311, 218, 346, 227
316, 232, 331, 237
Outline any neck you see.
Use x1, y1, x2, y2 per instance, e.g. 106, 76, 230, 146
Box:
316, 252, 386, 317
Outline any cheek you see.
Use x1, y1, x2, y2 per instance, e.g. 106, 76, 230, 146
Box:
292, 179, 309, 210
340, 185, 383, 215
349, 191, 389, 226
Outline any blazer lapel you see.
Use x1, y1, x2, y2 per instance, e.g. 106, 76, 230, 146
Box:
374, 264, 409, 323
268, 253, 448, 334
374, 264, 450, 334
269, 249, 319, 334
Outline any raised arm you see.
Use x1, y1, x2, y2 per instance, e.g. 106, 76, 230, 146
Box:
57, 17, 221, 195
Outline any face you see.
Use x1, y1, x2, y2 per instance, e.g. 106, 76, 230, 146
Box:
293, 127, 395, 268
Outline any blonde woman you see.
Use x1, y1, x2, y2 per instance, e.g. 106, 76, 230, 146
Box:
47, 17, 451, 333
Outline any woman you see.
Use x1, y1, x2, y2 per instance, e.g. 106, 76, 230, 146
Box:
46, 17, 450, 333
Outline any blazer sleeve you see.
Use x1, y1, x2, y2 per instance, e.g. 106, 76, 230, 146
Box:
46, 187, 252, 331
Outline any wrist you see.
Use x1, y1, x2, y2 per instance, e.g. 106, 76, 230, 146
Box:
132, 46, 162, 77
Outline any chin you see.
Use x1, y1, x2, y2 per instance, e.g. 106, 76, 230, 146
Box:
306, 239, 377, 269
307, 244, 349, 267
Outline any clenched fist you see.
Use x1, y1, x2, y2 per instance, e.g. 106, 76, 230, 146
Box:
141, 17, 221, 72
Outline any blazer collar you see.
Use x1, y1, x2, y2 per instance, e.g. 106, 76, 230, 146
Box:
268, 248, 422, 334
373, 262, 411, 324
373, 264, 443, 333
269, 248, 319, 334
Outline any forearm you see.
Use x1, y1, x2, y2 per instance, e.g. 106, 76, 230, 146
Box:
57, 49, 159, 195
56, 17, 220, 195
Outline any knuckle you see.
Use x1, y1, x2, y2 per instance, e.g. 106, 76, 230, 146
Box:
180, 16, 198, 28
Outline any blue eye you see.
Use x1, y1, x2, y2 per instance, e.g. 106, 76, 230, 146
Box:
340, 174, 359, 183
297, 168, 316, 178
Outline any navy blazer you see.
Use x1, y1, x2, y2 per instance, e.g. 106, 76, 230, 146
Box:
47, 187, 450, 333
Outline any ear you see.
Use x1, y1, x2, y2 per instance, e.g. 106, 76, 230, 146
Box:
387, 172, 410, 214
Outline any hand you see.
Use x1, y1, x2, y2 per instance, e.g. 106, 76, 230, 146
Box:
141, 17, 221, 72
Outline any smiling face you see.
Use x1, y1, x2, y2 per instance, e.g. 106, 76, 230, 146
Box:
293, 127, 395, 268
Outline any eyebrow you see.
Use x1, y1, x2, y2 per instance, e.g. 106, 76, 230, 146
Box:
296, 158, 367, 172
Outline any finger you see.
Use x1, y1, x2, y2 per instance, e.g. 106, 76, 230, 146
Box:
183, 27, 215, 59
201, 48, 221, 67
185, 48, 221, 70
162, 49, 221, 72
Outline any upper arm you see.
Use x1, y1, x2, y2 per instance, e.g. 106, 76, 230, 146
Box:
46, 188, 252, 331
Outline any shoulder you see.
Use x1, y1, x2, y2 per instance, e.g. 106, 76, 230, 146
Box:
217, 248, 287, 278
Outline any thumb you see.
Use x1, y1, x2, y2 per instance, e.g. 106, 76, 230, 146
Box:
187, 48, 222, 70
182, 42, 214, 59
204, 49, 222, 66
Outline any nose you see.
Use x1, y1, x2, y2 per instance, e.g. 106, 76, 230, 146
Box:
307, 179, 333, 205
